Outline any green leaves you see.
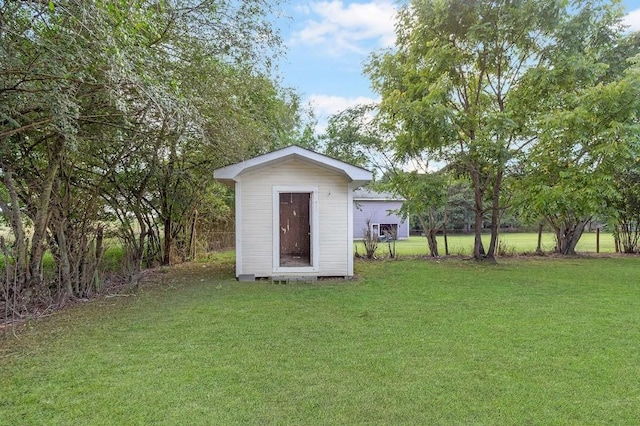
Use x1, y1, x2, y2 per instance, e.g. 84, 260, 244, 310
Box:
1, 0, 303, 295
322, 104, 390, 171
366, 0, 639, 258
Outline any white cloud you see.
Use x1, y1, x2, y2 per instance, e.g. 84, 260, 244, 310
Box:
306, 94, 378, 133
291, 1, 397, 55
308, 94, 377, 117
622, 8, 640, 32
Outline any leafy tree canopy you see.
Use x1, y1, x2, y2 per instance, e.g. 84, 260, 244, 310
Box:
366, 0, 639, 259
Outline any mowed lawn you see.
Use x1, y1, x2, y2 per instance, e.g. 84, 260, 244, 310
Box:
363, 232, 616, 257
1, 254, 640, 424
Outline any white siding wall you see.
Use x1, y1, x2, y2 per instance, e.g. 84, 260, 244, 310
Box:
238, 158, 350, 277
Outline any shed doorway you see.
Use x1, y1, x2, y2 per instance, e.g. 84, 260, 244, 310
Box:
279, 192, 311, 267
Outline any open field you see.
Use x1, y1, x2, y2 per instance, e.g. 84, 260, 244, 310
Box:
358, 232, 617, 257
2, 253, 640, 424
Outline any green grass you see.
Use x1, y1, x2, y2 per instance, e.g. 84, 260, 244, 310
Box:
1, 244, 125, 276
2, 254, 640, 424
362, 232, 616, 257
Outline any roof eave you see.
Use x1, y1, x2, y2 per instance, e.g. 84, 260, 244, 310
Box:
213, 146, 372, 185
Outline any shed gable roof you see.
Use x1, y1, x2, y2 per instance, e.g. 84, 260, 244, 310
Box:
214, 145, 372, 187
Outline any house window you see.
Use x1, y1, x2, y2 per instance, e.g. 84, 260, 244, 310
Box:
372, 223, 398, 240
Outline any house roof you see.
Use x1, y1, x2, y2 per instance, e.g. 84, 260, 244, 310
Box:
214, 145, 373, 187
353, 188, 404, 201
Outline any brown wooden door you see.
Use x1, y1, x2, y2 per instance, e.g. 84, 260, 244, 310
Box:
279, 192, 311, 266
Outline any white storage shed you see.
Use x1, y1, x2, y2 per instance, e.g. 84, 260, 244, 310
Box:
214, 146, 372, 280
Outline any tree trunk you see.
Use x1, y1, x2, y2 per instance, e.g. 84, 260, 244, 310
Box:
55, 223, 74, 295
161, 142, 177, 266
1, 236, 19, 326
188, 209, 198, 260
468, 166, 487, 259
485, 169, 504, 262
552, 217, 590, 255
28, 138, 63, 287
427, 228, 438, 257
536, 222, 544, 254
163, 216, 172, 265
617, 219, 640, 253
1, 169, 29, 284
95, 225, 104, 265
93, 225, 104, 291
128, 212, 147, 277
418, 216, 438, 257
442, 222, 449, 256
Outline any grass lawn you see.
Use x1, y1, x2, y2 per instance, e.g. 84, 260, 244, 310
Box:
1, 253, 640, 424
362, 232, 616, 257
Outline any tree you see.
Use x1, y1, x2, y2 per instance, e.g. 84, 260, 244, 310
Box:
0, 0, 299, 315
1, 0, 153, 293
442, 179, 475, 234
514, 70, 640, 254
513, 29, 640, 254
321, 104, 395, 172
383, 171, 448, 257
366, 0, 636, 261
149, 60, 305, 265
608, 159, 640, 253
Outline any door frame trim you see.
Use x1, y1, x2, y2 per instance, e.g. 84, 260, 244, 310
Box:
272, 186, 319, 273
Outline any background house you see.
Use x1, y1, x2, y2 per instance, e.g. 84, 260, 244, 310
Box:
214, 146, 372, 280
353, 189, 410, 240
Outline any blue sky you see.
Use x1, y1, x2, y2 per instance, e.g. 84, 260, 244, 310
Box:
274, 0, 640, 133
